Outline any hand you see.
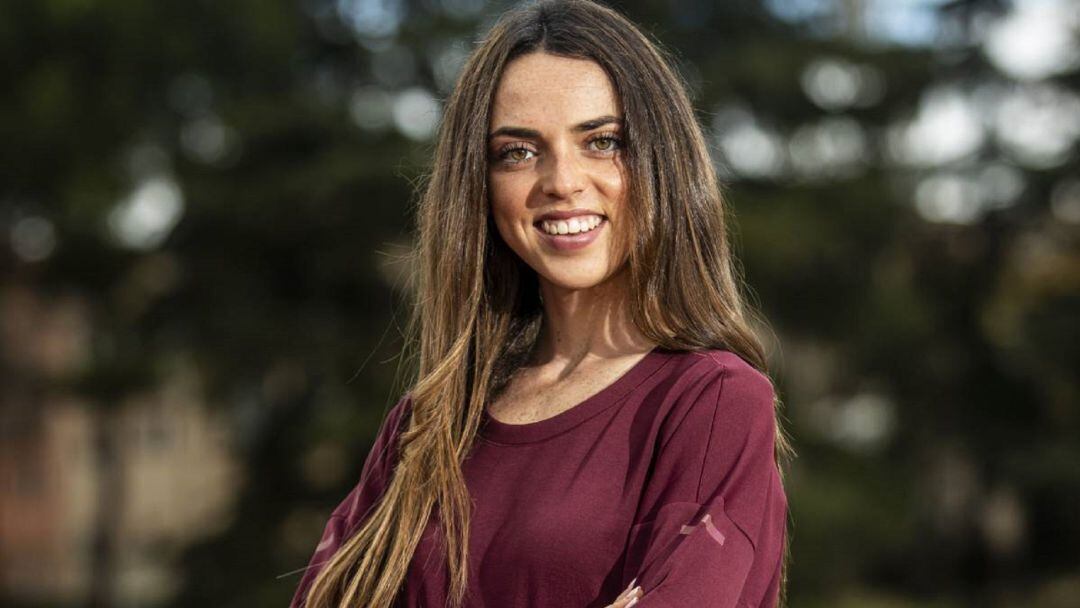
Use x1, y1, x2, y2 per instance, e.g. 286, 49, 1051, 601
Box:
605, 577, 643, 608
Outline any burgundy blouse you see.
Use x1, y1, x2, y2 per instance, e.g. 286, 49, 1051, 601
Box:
289, 347, 788, 607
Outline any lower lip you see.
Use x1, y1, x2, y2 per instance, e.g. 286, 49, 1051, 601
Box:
534, 218, 607, 251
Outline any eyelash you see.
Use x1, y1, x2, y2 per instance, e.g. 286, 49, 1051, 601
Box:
494, 131, 624, 165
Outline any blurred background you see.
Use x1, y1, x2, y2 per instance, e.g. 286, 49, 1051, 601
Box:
1, 0, 1078, 606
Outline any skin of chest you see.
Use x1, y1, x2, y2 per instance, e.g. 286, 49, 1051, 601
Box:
487, 356, 644, 424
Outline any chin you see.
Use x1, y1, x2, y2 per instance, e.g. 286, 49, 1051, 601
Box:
536, 265, 615, 292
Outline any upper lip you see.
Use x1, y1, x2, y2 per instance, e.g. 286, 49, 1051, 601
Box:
534, 208, 607, 224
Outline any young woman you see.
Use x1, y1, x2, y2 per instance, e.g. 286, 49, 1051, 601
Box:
289, 1, 794, 606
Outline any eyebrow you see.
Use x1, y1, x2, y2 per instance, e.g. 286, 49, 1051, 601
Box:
487, 115, 623, 141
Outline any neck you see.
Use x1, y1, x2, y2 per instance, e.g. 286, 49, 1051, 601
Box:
532, 268, 655, 366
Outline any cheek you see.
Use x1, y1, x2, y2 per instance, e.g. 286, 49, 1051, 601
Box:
488, 183, 524, 247
488, 178, 530, 241
488, 183, 510, 221
604, 166, 627, 202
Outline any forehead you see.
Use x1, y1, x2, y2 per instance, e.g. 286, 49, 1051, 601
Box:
490, 52, 620, 127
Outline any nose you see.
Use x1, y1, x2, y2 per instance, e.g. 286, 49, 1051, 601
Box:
539, 143, 587, 199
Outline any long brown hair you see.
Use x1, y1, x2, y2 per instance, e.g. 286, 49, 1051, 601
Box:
303, 1, 796, 606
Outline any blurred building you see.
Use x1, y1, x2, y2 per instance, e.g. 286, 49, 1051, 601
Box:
0, 284, 240, 605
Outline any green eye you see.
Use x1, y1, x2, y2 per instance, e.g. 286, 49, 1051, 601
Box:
590, 133, 622, 152
497, 144, 536, 164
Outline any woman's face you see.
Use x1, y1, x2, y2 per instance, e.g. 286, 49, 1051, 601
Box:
487, 51, 629, 292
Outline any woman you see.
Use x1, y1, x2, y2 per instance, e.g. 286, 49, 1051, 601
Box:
289, 1, 794, 606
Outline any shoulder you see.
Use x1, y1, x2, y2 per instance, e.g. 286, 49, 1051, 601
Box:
704, 350, 776, 423
366, 391, 413, 449
661, 348, 775, 422
329, 391, 413, 522
387, 391, 413, 430
636, 349, 779, 510
695, 349, 773, 394
660, 348, 771, 386
375, 391, 413, 460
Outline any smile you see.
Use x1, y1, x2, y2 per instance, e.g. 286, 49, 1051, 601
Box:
533, 216, 607, 252
537, 214, 604, 235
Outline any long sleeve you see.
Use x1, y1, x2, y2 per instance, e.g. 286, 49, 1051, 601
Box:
288, 393, 413, 608
624, 355, 788, 607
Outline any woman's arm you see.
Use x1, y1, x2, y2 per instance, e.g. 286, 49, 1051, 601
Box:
623, 356, 788, 607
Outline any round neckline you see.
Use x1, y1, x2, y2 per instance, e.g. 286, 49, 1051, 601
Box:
479, 346, 672, 445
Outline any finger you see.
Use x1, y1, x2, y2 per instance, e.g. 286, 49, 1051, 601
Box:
618, 586, 643, 604
607, 578, 641, 607
612, 590, 642, 608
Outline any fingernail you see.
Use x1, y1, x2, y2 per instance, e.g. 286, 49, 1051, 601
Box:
628, 577, 637, 589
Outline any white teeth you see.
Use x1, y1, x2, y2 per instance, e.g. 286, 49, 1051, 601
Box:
540, 215, 603, 236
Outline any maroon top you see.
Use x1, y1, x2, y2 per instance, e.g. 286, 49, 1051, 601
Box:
289, 347, 788, 607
